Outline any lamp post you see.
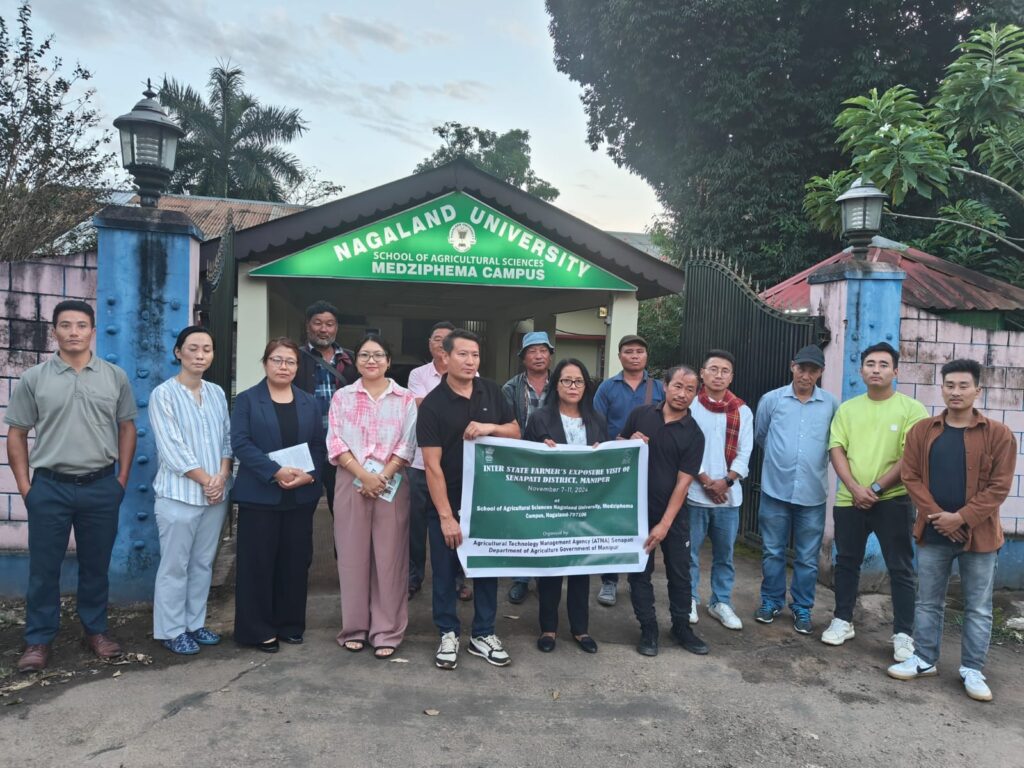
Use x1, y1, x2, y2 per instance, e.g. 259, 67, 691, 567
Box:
835, 176, 888, 259
113, 80, 184, 207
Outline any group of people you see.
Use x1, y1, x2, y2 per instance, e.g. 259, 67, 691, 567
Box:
6, 299, 1016, 704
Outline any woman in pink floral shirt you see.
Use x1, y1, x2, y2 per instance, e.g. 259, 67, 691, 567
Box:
327, 335, 417, 658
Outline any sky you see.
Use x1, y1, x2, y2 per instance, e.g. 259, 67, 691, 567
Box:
23, 0, 662, 232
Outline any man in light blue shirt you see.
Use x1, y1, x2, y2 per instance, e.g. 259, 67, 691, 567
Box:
753, 344, 838, 634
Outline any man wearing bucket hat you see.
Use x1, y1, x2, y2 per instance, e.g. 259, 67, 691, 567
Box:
501, 330, 555, 604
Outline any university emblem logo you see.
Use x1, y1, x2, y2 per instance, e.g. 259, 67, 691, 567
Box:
448, 222, 476, 253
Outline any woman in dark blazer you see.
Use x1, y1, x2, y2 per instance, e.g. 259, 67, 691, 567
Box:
523, 358, 607, 655
231, 337, 326, 652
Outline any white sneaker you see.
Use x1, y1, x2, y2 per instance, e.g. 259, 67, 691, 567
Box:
821, 618, 855, 646
887, 654, 937, 680
891, 632, 915, 662
689, 598, 699, 625
435, 631, 459, 670
597, 582, 617, 606
708, 602, 743, 630
468, 634, 511, 667
960, 667, 993, 702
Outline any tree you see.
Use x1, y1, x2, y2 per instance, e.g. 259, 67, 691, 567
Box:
0, 2, 115, 262
416, 121, 559, 201
546, 0, 1014, 280
804, 24, 1024, 286
282, 165, 345, 207
160, 64, 308, 202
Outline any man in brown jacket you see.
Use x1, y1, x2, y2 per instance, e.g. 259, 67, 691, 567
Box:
888, 359, 1017, 702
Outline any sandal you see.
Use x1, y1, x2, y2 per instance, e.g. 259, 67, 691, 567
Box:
342, 639, 366, 652
373, 646, 397, 659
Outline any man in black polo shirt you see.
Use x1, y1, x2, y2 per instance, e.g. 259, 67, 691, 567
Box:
621, 365, 709, 657
417, 329, 520, 670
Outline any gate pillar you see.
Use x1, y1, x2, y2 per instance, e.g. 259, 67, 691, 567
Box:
808, 260, 906, 590
94, 206, 203, 602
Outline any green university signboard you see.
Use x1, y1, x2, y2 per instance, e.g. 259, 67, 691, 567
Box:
250, 192, 635, 291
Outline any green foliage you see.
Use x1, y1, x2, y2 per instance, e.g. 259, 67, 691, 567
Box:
416, 122, 559, 201
546, 0, 998, 281
803, 170, 858, 237
0, 2, 116, 261
161, 64, 309, 202
637, 294, 682, 378
805, 23, 1024, 286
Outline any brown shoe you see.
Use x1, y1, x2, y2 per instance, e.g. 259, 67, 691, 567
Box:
18, 644, 51, 673
85, 632, 123, 659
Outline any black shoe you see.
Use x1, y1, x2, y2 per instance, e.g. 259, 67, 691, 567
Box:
574, 634, 598, 654
255, 639, 280, 654
671, 624, 709, 655
281, 635, 303, 645
508, 581, 528, 604
636, 624, 659, 657
536, 635, 556, 653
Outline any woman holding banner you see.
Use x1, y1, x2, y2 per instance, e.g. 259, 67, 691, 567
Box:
328, 335, 418, 659
524, 358, 606, 654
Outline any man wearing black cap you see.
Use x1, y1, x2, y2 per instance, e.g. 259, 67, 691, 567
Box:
593, 334, 665, 606
752, 345, 837, 634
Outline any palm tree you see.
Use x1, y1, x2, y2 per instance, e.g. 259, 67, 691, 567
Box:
160, 64, 307, 201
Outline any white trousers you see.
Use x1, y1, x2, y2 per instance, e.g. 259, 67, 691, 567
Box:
153, 497, 228, 639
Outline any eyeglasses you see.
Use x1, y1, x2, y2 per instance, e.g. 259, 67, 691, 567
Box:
267, 356, 297, 369
357, 352, 388, 362
703, 366, 732, 376
559, 378, 586, 389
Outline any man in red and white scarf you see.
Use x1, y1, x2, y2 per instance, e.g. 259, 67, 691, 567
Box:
687, 349, 754, 631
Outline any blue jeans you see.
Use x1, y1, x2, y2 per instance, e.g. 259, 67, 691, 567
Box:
758, 494, 825, 611
688, 504, 739, 607
24, 472, 124, 645
914, 544, 997, 671
427, 505, 496, 637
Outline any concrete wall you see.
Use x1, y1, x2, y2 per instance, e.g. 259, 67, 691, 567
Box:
897, 305, 1024, 588
1, 253, 98, 560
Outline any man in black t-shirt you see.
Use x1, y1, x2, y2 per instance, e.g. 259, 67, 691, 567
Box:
417, 329, 520, 670
620, 365, 710, 657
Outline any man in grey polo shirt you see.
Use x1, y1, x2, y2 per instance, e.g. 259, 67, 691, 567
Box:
6, 300, 137, 673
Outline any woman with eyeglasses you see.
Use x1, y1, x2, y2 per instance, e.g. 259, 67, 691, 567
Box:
327, 335, 417, 659
231, 337, 326, 653
523, 358, 607, 654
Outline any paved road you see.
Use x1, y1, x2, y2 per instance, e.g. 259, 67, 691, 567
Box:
4, 540, 1022, 767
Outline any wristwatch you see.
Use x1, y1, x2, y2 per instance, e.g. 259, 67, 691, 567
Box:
725, 477, 735, 487
870, 482, 883, 494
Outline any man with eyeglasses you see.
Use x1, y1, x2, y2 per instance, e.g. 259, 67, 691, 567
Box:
687, 349, 753, 631
501, 331, 555, 605
417, 328, 520, 670
406, 321, 456, 598
295, 301, 358, 517
592, 334, 665, 606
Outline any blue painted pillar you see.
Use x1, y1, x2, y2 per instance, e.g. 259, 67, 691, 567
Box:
94, 206, 203, 602
808, 259, 905, 589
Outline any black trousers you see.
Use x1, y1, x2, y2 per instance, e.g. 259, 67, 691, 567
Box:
833, 496, 916, 635
407, 468, 429, 586
234, 502, 316, 644
323, 466, 337, 516
537, 575, 590, 635
628, 509, 691, 629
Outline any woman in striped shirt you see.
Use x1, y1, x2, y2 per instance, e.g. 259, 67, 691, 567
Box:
149, 327, 233, 655
328, 335, 417, 659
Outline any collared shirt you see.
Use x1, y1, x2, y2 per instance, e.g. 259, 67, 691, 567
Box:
686, 395, 754, 508
501, 371, 550, 432
755, 383, 838, 506
149, 378, 233, 506
407, 360, 446, 470
621, 402, 704, 517
309, 343, 350, 427
327, 378, 418, 467
594, 370, 665, 440
5, 353, 137, 474
416, 376, 515, 514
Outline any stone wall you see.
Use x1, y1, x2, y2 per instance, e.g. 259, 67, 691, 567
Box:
897, 305, 1024, 536
0, 253, 97, 553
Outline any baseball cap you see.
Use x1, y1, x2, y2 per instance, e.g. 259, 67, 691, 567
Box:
793, 344, 825, 367
618, 334, 648, 351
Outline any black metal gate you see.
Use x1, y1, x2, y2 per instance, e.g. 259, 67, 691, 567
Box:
679, 252, 829, 546
199, 215, 236, 398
